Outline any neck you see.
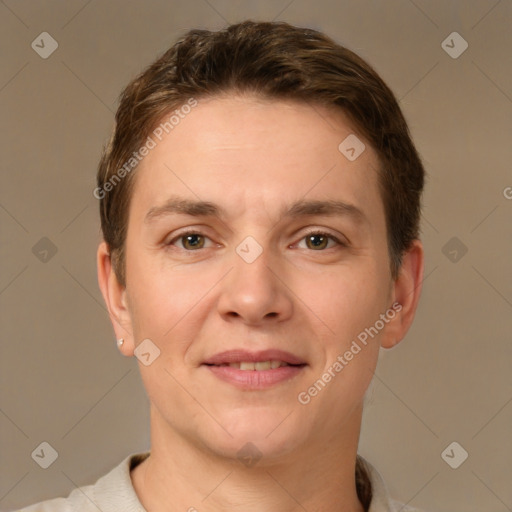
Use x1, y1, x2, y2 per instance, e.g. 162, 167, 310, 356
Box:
131, 405, 366, 512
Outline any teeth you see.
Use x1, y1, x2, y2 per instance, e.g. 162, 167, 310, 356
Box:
226, 360, 288, 370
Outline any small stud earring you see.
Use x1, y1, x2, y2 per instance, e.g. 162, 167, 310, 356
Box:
117, 338, 124, 348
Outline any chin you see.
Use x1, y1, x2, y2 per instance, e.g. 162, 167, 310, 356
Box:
202, 408, 309, 464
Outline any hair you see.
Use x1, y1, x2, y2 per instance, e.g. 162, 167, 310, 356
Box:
97, 20, 425, 286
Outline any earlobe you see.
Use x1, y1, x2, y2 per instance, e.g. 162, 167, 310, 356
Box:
380, 240, 424, 349
97, 241, 134, 355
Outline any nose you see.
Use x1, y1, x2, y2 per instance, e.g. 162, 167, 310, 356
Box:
216, 242, 294, 326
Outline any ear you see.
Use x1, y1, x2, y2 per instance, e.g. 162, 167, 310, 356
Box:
380, 239, 424, 349
97, 241, 134, 356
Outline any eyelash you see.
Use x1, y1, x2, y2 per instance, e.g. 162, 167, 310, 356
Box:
166, 229, 346, 251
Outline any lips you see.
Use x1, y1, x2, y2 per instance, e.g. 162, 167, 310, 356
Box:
202, 349, 307, 367
202, 349, 307, 389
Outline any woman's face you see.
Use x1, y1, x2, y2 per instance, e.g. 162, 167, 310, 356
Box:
112, 95, 400, 460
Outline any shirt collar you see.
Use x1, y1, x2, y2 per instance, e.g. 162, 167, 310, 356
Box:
93, 452, 405, 512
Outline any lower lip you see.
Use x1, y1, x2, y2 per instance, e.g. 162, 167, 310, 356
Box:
204, 364, 305, 389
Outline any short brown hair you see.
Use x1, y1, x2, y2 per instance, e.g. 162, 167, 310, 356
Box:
97, 20, 425, 286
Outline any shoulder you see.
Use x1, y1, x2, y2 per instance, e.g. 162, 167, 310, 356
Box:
15, 484, 95, 512
14, 452, 149, 512
357, 455, 428, 512
390, 499, 427, 512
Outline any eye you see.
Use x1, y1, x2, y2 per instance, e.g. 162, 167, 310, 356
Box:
296, 230, 345, 251
167, 231, 212, 250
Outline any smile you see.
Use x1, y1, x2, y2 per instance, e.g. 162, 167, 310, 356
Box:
202, 349, 307, 389
214, 360, 292, 370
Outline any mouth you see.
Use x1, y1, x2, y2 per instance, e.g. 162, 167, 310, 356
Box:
202, 349, 307, 389
210, 360, 297, 370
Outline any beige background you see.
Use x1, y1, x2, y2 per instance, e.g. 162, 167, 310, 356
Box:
1, 1, 511, 511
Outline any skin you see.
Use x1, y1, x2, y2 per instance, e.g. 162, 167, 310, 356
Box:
97, 94, 424, 512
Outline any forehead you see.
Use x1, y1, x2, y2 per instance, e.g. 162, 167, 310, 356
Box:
130, 94, 384, 227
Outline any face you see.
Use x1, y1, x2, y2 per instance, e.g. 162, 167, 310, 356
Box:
111, 95, 402, 461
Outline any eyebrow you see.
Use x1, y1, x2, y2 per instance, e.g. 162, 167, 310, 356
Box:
144, 195, 367, 225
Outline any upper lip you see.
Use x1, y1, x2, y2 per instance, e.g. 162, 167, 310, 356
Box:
203, 349, 307, 366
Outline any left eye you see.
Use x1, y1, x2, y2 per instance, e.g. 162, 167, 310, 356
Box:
296, 231, 342, 251
169, 232, 211, 250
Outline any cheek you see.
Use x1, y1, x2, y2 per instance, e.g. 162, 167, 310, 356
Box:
125, 249, 219, 345
298, 267, 385, 413
301, 262, 388, 344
